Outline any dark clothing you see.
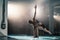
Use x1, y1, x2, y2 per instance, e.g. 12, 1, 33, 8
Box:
38, 23, 46, 28
29, 20, 39, 28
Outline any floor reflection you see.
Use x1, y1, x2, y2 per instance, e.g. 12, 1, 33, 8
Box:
0, 36, 60, 40
0, 36, 17, 40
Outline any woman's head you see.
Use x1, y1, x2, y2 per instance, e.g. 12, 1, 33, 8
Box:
29, 20, 33, 24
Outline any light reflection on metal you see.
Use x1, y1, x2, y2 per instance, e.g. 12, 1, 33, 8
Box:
8, 3, 26, 21
53, 15, 60, 22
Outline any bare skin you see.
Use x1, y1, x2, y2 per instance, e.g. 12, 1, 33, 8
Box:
38, 27, 52, 34
38, 22, 52, 35
29, 5, 52, 37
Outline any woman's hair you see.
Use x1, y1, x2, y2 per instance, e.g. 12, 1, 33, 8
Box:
29, 20, 33, 24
